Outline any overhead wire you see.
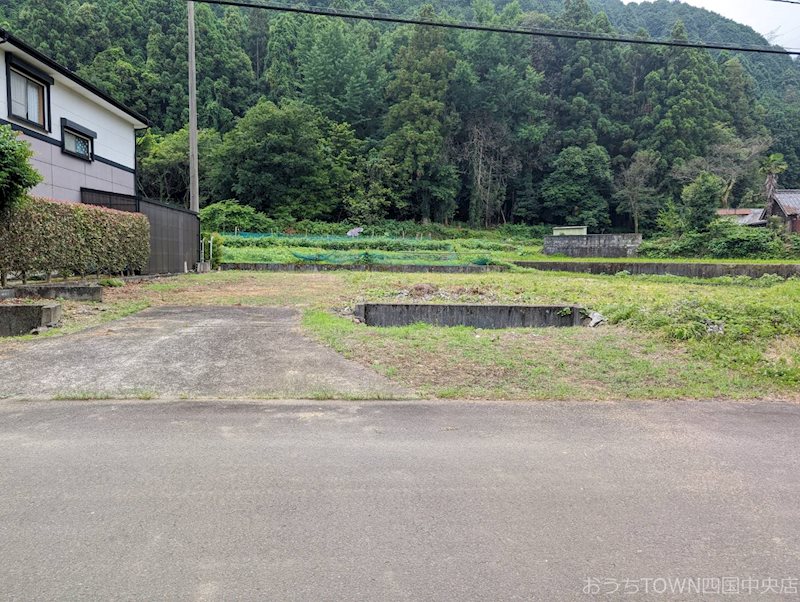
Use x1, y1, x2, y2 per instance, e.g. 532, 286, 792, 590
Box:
189, 0, 800, 55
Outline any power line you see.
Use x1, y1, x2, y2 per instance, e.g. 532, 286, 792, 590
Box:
190, 0, 800, 56
765, 0, 800, 6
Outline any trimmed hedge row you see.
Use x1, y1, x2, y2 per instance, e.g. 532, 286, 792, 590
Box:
0, 196, 150, 284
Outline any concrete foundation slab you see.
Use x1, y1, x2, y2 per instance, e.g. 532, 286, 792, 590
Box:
354, 303, 586, 328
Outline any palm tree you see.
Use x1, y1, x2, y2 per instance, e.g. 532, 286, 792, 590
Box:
761, 153, 788, 202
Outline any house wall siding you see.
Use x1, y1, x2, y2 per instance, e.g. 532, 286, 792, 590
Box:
0, 46, 137, 202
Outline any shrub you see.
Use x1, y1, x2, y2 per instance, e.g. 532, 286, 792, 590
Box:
0, 197, 150, 285
199, 200, 274, 233
202, 232, 225, 269
704, 221, 784, 259
681, 172, 725, 231
640, 221, 793, 260
98, 278, 125, 288
0, 125, 42, 211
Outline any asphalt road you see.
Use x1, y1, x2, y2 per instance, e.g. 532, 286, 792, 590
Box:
1, 399, 799, 601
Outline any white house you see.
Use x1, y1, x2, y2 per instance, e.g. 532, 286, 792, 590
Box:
0, 28, 148, 202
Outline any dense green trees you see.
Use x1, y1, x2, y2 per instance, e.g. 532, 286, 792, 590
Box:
209, 100, 360, 221
541, 145, 613, 231
4, 0, 798, 232
614, 150, 661, 234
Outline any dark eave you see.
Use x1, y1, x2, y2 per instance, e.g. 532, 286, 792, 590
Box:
0, 28, 150, 128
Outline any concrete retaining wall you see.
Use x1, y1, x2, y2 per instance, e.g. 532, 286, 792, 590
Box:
515, 261, 800, 279
543, 234, 643, 258
223, 263, 509, 274
0, 303, 63, 337
354, 303, 586, 328
11, 284, 103, 302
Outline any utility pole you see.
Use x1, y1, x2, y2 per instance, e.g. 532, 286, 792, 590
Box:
188, 1, 200, 214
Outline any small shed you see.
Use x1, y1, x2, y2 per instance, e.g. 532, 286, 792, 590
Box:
552, 226, 588, 236
762, 190, 800, 234
716, 208, 767, 227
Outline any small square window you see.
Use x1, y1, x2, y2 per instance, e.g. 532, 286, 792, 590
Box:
61, 119, 96, 162
64, 129, 92, 160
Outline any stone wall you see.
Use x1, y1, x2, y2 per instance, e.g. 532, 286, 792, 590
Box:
543, 234, 643, 258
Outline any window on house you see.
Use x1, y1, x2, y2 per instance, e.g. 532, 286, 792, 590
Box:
60, 119, 96, 162
64, 129, 92, 160
9, 68, 47, 129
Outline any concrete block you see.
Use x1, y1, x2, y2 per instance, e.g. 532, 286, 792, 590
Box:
354, 303, 587, 329
0, 303, 62, 337
13, 284, 103, 302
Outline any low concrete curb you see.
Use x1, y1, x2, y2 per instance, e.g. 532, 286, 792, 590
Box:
354, 303, 586, 328
11, 284, 103, 302
0, 303, 63, 337
223, 263, 509, 274
515, 261, 800, 279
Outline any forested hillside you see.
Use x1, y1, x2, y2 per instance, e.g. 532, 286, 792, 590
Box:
2, 0, 799, 230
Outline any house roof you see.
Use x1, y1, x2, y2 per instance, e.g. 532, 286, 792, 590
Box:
0, 28, 149, 128
774, 190, 800, 217
717, 208, 767, 226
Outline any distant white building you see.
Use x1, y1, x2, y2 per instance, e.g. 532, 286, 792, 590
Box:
0, 28, 148, 202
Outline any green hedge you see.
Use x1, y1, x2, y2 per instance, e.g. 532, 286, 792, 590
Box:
0, 196, 150, 284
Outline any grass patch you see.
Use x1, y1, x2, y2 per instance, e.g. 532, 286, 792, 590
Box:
98, 278, 125, 288
303, 310, 778, 400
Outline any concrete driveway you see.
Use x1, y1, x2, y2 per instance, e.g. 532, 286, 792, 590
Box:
0, 399, 798, 600
0, 306, 407, 400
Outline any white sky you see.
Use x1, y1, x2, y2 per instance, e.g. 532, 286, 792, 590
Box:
621, 0, 800, 50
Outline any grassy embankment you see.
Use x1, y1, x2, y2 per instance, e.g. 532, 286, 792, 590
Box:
220, 234, 800, 267
5, 270, 798, 401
